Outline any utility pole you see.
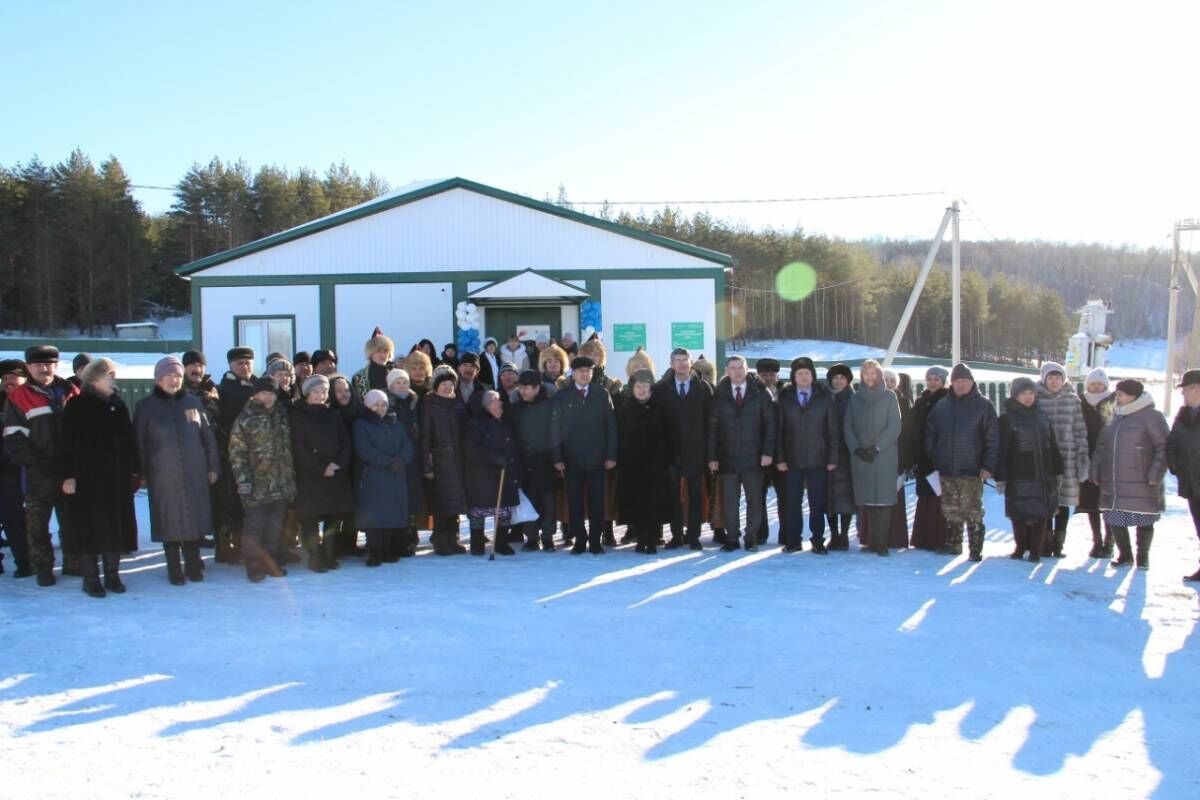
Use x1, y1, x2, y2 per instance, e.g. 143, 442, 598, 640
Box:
883, 204, 955, 367
951, 200, 962, 365
1165, 219, 1200, 416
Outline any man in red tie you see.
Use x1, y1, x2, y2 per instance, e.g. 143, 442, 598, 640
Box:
707, 355, 777, 552
550, 356, 617, 554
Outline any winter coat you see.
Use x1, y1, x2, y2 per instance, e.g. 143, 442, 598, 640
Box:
1036, 381, 1090, 507
2, 377, 79, 500
478, 350, 502, 390
352, 410, 415, 528
1078, 391, 1115, 510
550, 381, 618, 471
924, 384, 999, 477
351, 362, 391, 399
456, 379, 488, 419
499, 343, 529, 372
464, 414, 522, 510
388, 391, 426, 520
420, 391, 468, 515
775, 381, 840, 470
844, 382, 901, 506
707, 375, 778, 473
827, 383, 857, 513
1168, 405, 1200, 499
228, 398, 296, 507
1088, 393, 1169, 515
289, 401, 355, 518
134, 387, 220, 543
217, 371, 256, 444
908, 387, 947, 496
617, 394, 675, 527
510, 386, 558, 497
652, 373, 714, 477
61, 388, 139, 555
994, 398, 1063, 521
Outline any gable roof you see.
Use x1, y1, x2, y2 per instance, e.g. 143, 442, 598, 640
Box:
175, 177, 735, 277
468, 269, 590, 302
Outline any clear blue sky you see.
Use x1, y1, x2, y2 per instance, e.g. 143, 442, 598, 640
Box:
3, 1, 1196, 246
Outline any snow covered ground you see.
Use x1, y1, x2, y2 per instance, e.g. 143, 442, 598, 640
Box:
1, 478, 1198, 798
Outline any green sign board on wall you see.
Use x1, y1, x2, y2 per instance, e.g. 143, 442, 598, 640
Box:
612, 323, 647, 352
671, 322, 705, 350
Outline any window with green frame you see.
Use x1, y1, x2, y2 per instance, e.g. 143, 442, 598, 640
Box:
234, 315, 296, 374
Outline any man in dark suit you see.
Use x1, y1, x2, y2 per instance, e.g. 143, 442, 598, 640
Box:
653, 347, 713, 550
550, 356, 617, 554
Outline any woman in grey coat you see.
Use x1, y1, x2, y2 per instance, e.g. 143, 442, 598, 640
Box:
844, 359, 901, 556
1035, 362, 1090, 558
1087, 379, 1169, 570
134, 356, 221, 585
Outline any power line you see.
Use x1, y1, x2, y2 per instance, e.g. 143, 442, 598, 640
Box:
571, 190, 945, 206
959, 199, 999, 240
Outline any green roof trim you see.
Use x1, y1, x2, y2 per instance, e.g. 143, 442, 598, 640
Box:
176, 177, 736, 277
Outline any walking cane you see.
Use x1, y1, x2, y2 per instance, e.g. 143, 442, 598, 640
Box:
490, 467, 505, 561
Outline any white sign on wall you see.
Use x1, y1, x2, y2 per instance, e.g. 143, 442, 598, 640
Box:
516, 324, 551, 342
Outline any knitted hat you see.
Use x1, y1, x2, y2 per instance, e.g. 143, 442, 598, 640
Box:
432, 367, 457, 391
182, 350, 206, 367
0, 359, 28, 379
498, 362, 519, 377
756, 358, 781, 374
79, 357, 117, 385
301, 374, 329, 397
365, 326, 395, 358
1086, 367, 1110, 387
72, 352, 93, 373
535, 332, 549, 345
1010, 376, 1037, 397
1040, 361, 1066, 381
251, 376, 277, 394
266, 358, 294, 376
227, 346, 254, 363
24, 345, 60, 364
631, 368, 656, 386
154, 356, 184, 381
925, 365, 949, 382
363, 389, 389, 408
1116, 378, 1144, 398
826, 363, 853, 383
387, 368, 410, 388
789, 357, 816, 380
950, 363, 974, 382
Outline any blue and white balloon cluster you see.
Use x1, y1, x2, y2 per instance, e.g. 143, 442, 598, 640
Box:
456, 301, 481, 353
579, 300, 602, 342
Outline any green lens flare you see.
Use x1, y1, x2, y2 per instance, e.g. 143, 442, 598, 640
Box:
775, 262, 817, 301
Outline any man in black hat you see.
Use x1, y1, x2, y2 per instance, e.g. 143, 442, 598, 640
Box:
456, 352, 487, 417
775, 356, 838, 552
1169, 369, 1200, 581
68, 352, 92, 390
511, 369, 559, 550
214, 346, 257, 563
653, 347, 713, 550
311, 349, 339, 377
0, 360, 33, 576
293, 351, 313, 384
551, 355, 618, 554
3, 345, 80, 585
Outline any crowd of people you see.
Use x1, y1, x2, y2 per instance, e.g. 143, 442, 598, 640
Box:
2, 326, 1199, 598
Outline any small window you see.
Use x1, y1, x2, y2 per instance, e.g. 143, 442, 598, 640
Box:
236, 316, 295, 375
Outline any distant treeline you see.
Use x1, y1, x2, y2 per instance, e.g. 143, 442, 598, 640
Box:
0, 152, 1169, 365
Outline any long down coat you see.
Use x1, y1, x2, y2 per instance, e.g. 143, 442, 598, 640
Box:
1168, 404, 1200, 500
1078, 391, 1115, 512
289, 401, 355, 519
1088, 393, 1169, 515
464, 414, 522, 510
843, 382, 901, 507
134, 386, 221, 543
994, 397, 1064, 522
617, 394, 675, 528
827, 383, 857, 514
61, 388, 140, 555
420, 391, 468, 515
1036, 380, 1090, 508
352, 410, 416, 528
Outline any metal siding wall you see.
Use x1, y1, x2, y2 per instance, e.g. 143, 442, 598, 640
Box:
600, 278, 717, 371
334, 283, 453, 359
200, 285, 320, 368
194, 189, 720, 278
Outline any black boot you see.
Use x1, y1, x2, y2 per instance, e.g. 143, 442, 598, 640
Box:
1110, 526, 1134, 567
164, 543, 185, 585
1135, 526, 1153, 571
322, 534, 341, 570
1051, 522, 1068, 559
1026, 522, 1044, 563
381, 531, 400, 563
365, 531, 383, 567
305, 532, 327, 573
102, 553, 125, 593
470, 526, 486, 556
811, 535, 827, 555
967, 525, 985, 562
1010, 525, 1027, 559
81, 555, 105, 598
522, 530, 540, 552
939, 523, 963, 556
494, 534, 516, 556
1099, 523, 1114, 558
1186, 563, 1200, 582
712, 527, 727, 545
602, 522, 617, 548
182, 542, 204, 582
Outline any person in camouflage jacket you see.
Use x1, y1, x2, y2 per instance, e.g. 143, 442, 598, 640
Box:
228, 377, 296, 582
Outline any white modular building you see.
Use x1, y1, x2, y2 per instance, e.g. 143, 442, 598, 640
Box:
178, 178, 733, 374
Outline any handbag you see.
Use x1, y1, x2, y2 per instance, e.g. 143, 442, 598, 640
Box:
509, 488, 539, 525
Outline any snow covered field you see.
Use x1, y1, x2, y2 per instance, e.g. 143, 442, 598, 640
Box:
1, 478, 1198, 799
